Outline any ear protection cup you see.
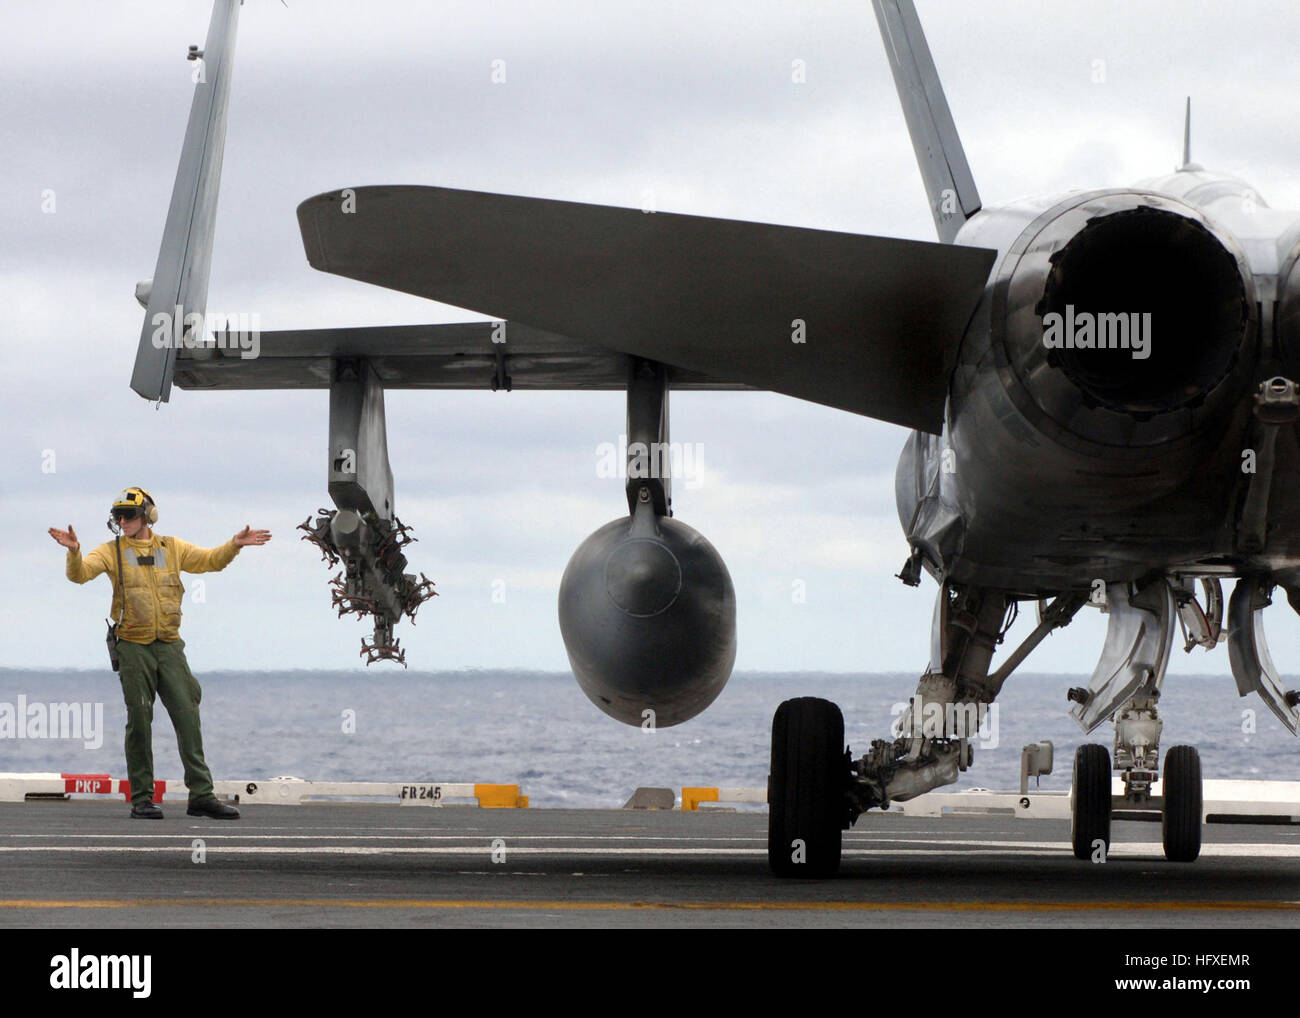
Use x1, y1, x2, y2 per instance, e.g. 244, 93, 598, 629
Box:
138, 488, 158, 524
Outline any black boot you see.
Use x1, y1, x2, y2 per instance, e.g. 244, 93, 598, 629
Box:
187, 797, 240, 820
130, 802, 164, 819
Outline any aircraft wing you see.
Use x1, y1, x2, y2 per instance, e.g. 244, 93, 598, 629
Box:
172, 321, 755, 392
296, 186, 996, 433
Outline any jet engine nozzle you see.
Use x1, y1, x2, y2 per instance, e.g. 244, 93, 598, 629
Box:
558, 513, 736, 727
995, 191, 1256, 447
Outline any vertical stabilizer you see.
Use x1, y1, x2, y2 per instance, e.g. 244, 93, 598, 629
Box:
871, 0, 980, 243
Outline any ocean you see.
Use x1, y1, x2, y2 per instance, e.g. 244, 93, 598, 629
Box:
0, 669, 1295, 808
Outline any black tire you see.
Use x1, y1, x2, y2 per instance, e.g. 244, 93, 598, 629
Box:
1071, 743, 1112, 860
768, 697, 846, 878
1162, 745, 1203, 862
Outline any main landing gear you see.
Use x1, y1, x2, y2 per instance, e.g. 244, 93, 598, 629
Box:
768, 573, 1296, 877
767, 697, 853, 878
769, 581, 1082, 877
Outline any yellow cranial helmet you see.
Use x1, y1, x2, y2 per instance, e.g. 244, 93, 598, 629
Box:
112, 486, 158, 524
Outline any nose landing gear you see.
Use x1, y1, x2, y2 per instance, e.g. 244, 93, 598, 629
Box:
1069, 742, 1202, 862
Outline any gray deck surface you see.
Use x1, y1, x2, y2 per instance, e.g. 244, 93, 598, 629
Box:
2, 802, 1298, 928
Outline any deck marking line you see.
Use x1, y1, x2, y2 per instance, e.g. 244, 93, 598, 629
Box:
0, 898, 1298, 913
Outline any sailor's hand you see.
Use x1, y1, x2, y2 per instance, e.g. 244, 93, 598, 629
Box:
233, 525, 271, 547
49, 525, 80, 553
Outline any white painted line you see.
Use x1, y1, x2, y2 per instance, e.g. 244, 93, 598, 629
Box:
1, 833, 770, 842
0, 841, 1298, 858
0, 846, 767, 855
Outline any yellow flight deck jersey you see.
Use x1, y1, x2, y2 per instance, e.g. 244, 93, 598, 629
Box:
66, 534, 240, 644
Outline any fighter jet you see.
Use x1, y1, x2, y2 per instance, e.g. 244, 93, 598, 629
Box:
130, 0, 1300, 875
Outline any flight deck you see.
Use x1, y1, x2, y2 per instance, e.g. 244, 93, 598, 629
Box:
3, 802, 1299, 929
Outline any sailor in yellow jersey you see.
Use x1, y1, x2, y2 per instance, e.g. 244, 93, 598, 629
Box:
48, 487, 270, 820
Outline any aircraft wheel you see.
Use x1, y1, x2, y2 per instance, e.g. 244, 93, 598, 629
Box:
1071, 743, 1111, 860
768, 697, 846, 878
1162, 745, 1203, 862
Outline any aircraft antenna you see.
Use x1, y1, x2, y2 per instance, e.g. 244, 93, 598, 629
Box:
1180, 96, 1192, 170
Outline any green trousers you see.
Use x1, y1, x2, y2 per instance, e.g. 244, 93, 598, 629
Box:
116, 638, 215, 805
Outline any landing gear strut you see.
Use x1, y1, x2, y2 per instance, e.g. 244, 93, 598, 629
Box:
767, 583, 1081, 878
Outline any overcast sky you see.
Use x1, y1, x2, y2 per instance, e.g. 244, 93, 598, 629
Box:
5, 0, 1300, 681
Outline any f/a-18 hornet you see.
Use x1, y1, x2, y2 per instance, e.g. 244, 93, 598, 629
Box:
130, 0, 1300, 875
